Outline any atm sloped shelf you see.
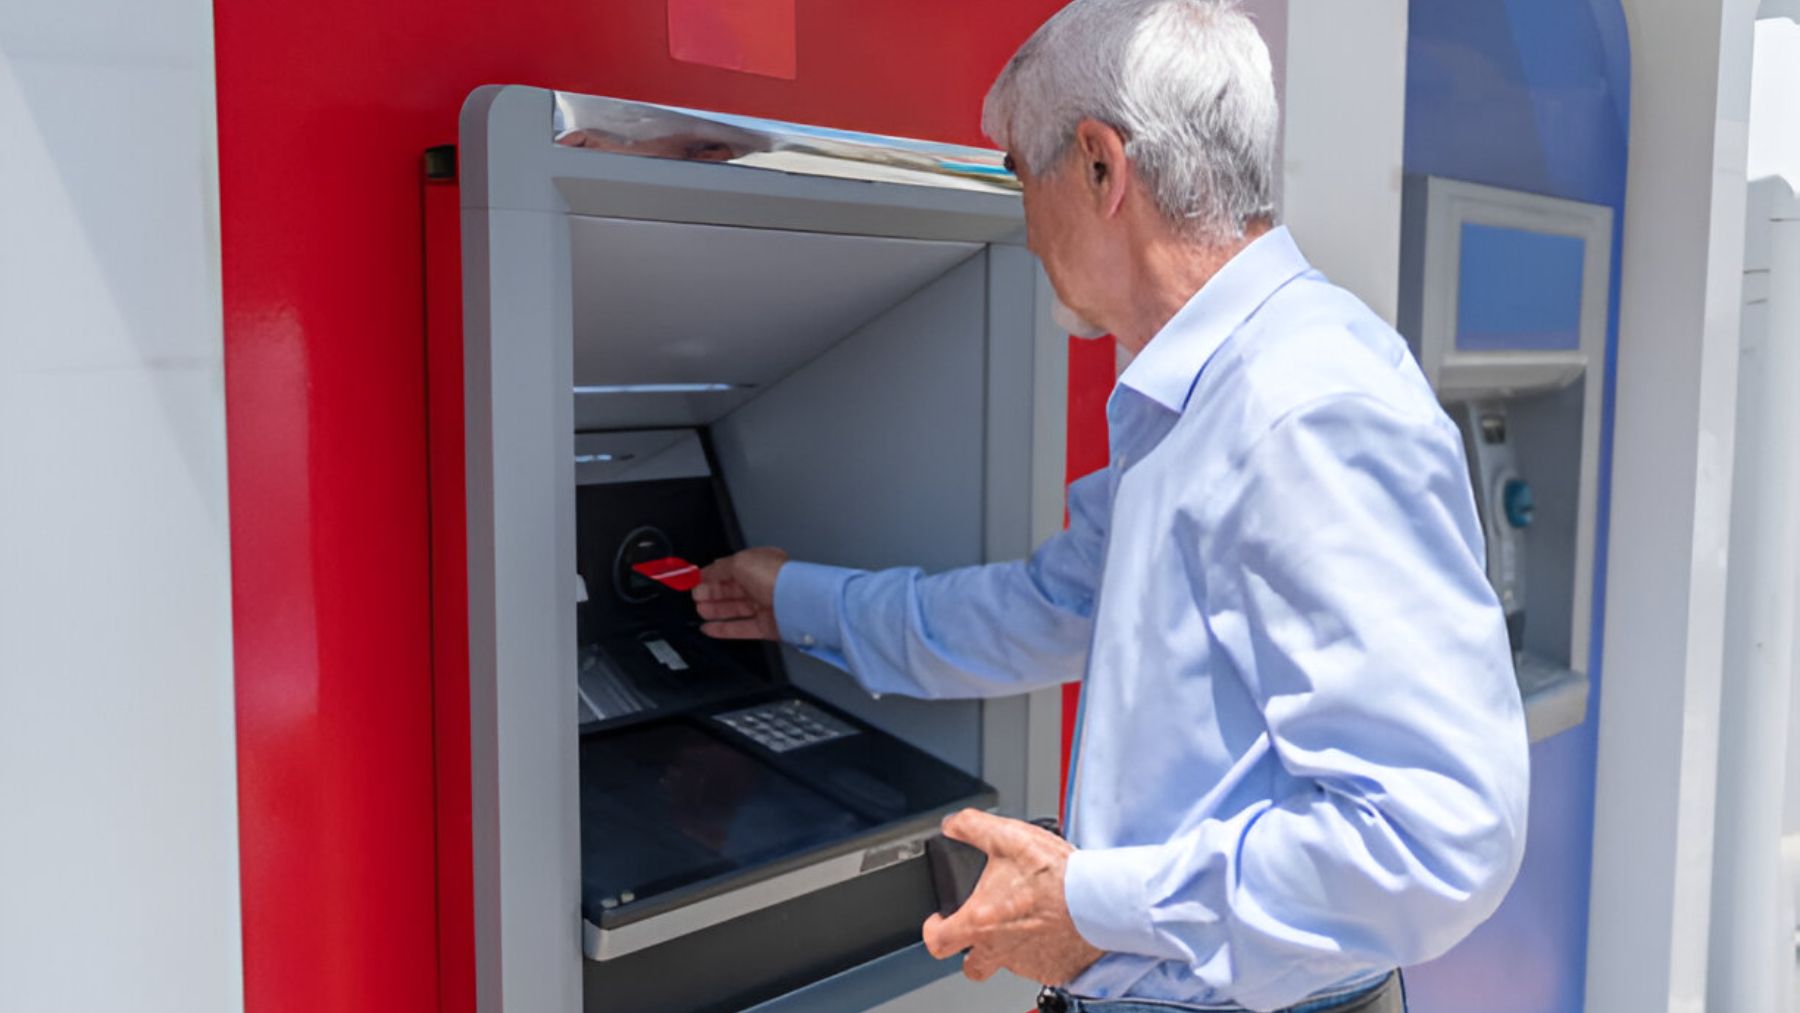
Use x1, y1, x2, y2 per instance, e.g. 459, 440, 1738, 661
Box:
569, 214, 982, 430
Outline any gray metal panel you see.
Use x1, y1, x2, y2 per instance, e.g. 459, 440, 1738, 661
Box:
462, 83, 1058, 1013
1023, 266, 1071, 820
744, 944, 1037, 1013
863, 968, 1039, 1013
979, 244, 1037, 816
1518, 652, 1592, 742
710, 256, 990, 773
1508, 383, 1584, 664
462, 104, 581, 1013
569, 215, 980, 411
549, 145, 1026, 244
464, 203, 584, 1011
1396, 174, 1431, 360
977, 244, 1072, 819
742, 945, 959, 1013
461, 86, 563, 215
981, 249, 1039, 565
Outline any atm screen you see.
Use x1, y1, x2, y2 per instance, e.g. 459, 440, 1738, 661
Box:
1455, 222, 1586, 352
579, 722, 871, 910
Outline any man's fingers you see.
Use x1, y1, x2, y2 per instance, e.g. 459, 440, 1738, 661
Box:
941, 808, 1013, 855
699, 618, 769, 640
694, 555, 753, 602
926, 906, 993, 982
694, 598, 757, 622
691, 574, 738, 602
921, 913, 953, 959
962, 949, 999, 982
922, 910, 974, 959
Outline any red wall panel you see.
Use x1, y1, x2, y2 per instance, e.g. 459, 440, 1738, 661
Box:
1061, 335, 1115, 805
216, 2, 1106, 1010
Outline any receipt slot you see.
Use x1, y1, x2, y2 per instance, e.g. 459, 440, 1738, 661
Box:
454, 86, 1068, 1012
1399, 176, 1614, 742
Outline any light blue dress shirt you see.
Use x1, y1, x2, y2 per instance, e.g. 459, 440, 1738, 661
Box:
774, 227, 1531, 1011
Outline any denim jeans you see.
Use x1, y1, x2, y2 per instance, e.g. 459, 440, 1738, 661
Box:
1036, 971, 1404, 1013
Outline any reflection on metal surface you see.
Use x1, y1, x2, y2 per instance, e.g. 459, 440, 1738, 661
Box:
573, 430, 714, 487
553, 92, 1019, 195
582, 823, 944, 961
573, 383, 748, 394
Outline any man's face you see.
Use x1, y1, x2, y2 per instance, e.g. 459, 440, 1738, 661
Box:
1011, 143, 1113, 338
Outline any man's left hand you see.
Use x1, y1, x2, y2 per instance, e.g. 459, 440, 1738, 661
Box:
921, 809, 1104, 985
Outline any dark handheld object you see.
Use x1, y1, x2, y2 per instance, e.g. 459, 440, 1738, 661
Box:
926, 815, 1063, 919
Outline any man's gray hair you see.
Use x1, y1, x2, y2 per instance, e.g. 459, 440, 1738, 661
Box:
982, 0, 1279, 243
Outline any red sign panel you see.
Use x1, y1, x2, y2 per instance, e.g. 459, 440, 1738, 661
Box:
668, 0, 799, 79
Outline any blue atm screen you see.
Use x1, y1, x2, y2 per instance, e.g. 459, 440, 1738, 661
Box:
1456, 222, 1586, 352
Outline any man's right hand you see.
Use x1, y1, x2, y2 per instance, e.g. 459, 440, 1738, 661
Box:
692, 547, 789, 641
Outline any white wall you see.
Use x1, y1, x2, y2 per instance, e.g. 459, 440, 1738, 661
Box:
1112, 0, 1407, 383
1710, 174, 1799, 1013
1742, 17, 1800, 1012
1757, 20, 1800, 844
1749, 18, 1800, 189
0, 2, 244, 1010
1280, 0, 1410, 324
1236, 0, 1409, 324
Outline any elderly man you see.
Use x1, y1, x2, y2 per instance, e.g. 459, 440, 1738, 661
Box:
692, 1, 1530, 1010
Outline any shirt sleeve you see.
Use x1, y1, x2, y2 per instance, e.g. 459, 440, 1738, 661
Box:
1061, 394, 1530, 1011
771, 467, 1111, 700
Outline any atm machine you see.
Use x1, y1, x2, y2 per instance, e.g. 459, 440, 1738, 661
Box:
454, 86, 1068, 1012
1399, 176, 1615, 742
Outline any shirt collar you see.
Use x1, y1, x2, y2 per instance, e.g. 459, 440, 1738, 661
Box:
1115, 226, 1313, 413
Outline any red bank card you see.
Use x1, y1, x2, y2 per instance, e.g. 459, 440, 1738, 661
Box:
632, 556, 703, 592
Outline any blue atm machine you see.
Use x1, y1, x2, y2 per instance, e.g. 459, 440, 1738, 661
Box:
1399, 177, 1614, 741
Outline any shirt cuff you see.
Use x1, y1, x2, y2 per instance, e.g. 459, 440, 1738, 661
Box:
773, 561, 858, 654
1064, 844, 1168, 959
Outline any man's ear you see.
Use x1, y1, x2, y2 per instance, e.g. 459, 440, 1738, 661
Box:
1073, 118, 1129, 218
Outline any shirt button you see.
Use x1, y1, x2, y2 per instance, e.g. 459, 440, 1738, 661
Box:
801, 634, 817, 647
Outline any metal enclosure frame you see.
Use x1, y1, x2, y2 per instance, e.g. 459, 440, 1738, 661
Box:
1586, 4, 1755, 1006
1709, 176, 1800, 1013
458, 84, 1067, 1011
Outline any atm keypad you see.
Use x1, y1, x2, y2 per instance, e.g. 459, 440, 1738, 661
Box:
714, 700, 858, 752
